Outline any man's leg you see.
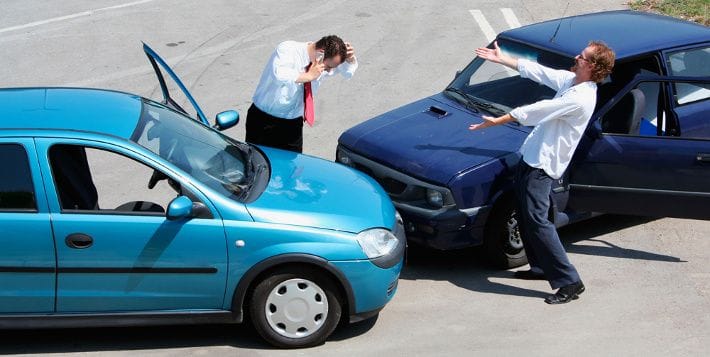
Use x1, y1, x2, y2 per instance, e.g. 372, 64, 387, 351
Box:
518, 163, 580, 289
245, 104, 269, 145
514, 163, 544, 276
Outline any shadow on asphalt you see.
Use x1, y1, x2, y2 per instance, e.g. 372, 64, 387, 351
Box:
0, 316, 378, 353
400, 214, 684, 297
0, 323, 265, 353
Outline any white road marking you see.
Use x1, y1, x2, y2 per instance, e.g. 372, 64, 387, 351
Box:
501, 8, 521, 29
469, 9, 497, 43
0, 0, 157, 35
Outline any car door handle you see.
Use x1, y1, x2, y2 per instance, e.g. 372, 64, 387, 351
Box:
697, 153, 710, 163
65, 233, 93, 249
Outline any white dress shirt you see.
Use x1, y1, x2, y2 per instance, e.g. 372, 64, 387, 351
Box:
510, 59, 597, 179
252, 41, 358, 120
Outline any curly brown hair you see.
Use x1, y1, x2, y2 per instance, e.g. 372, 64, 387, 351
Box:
587, 41, 615, 83
315, 35, 347, 63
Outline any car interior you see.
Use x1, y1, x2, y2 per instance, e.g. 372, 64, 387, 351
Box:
49, 144, 171, 214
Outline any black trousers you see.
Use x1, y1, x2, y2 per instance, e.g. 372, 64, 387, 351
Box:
245, 104, 304, 153
514, 161, 580, 289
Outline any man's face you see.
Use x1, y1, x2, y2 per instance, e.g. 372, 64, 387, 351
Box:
323, 55, 342, 72
571, 46, 595, 76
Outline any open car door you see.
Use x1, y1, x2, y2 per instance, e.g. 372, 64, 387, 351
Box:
567, 73, 710, 220
143, 43, 209, 126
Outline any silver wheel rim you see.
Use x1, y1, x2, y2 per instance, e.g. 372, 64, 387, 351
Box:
264, 278, 329, 339
506, 211, 524, 251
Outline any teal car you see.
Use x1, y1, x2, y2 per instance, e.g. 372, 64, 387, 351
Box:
0, 44, 404, 348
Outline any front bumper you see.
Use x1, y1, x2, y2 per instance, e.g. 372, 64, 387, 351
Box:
396, 201, 491, 250
336, 146, 491, 250
331, 258, 402, 322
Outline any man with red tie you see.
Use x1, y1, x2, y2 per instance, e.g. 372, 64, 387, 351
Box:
245, 35, 358, 153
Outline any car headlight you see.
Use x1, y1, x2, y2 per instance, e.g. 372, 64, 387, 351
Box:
356, 228, 399, 258
426, 189, 444, 208
336, 148, 354, 167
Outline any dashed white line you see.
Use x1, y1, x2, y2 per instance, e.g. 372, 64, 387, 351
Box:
501, 8, 521, 29
469, 9, 497, 43
0, 0, 157, 35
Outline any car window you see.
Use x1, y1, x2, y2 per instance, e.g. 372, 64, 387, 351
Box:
668, 46, 710, 105
673, 78, 710, 140
0, 144, 36, 211
601, 80, 667, 137
595, 56, 662, 114
48, 144, 187, 215
602, 78, 710, 140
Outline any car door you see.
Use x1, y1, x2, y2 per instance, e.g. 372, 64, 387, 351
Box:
567, 49, 710, 220
143, 43, 210, 126
36, 138, 228, 312
0, 139, 56, 313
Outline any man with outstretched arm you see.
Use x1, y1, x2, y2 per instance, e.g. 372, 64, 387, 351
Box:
470, 40, 615, 304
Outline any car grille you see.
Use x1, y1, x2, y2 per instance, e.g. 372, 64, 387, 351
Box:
354, 163, 407, 195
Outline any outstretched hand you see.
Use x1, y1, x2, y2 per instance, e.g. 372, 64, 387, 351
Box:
474, 41, 503, 63
468, 115, 496, 131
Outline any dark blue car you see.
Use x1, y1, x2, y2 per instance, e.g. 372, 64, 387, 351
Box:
337, 11, 710, 268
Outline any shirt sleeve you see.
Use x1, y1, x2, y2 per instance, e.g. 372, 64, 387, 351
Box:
517, 59, 575, 92
510, 96, 584, 127
272, 42, 302, 83
333, 57, 358, 79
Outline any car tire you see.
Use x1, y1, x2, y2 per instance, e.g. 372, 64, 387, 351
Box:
482, 196, 528, 269
249, 267, 342, 348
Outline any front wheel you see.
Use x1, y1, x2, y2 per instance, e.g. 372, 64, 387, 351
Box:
249, 267, 342, 348
482, 197, 528, 269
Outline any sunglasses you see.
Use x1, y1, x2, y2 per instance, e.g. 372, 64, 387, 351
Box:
577, 53, 593, 63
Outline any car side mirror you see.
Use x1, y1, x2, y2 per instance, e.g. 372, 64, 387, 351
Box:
455, 70, 462, 80
214, 110, 239, 131
166, 196, 193, 220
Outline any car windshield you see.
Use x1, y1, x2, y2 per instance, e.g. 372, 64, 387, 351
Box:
445, 39, 574, 116
131, 100, 256, 201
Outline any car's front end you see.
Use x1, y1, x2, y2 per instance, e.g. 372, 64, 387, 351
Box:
240, 147, 406, 315
335, 91, 529, 251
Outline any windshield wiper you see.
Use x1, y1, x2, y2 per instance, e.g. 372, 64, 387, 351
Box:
467, 97, 507, 116
443, 87, 478, 113
444, 87, 507, 116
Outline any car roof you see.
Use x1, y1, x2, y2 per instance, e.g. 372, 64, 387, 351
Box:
499, 10, 710, 60
0, 87, 142, 139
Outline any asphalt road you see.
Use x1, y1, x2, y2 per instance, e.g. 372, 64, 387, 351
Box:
2, 1, 710, 356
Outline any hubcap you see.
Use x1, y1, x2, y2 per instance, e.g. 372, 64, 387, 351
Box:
506, 211, 524, 251
264, 278, 328, 339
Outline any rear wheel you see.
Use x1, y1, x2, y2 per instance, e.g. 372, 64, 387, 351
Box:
249, 267, 342, 348
482, 197, 528, 269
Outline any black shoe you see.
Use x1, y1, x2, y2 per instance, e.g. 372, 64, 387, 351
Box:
545, 281, 585, 304
513, 270, 546, 280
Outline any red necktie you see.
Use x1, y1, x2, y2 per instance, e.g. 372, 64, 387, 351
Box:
303, 64, 315, 127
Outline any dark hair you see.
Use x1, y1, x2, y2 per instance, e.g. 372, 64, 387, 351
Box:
587, 41, 615, 83
315, 35, 347, 63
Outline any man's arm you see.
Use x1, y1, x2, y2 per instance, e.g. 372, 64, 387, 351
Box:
475, 41, 572, 91
331, 42, 358, 79
468, 113, 517, 131
295, 60, 325, 83
271, 42, 324, 84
